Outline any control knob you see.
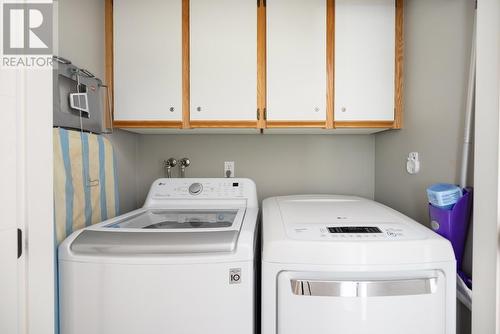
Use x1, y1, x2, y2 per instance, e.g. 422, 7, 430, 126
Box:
189, 182, 203, 195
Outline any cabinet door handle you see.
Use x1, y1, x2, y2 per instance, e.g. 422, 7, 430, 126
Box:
290, 277, 438, 297
17, 228, 22, 259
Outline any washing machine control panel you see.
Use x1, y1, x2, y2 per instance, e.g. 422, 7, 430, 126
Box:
151, 179, 247, 199
288, 223, 422, 241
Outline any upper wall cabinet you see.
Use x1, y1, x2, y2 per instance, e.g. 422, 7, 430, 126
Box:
108, 0, 403, 132
113, 0, 182, 122
189, 0, 257, 122
266, 0, 327, 122
334, 0, 396, 123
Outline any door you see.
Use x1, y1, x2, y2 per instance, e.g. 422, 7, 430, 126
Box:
113, 0, 182, 121
277, 270, 447, 334
0, 65, 19, 334
190, 0, 257, 121
334, 0, 395, 122
267, 0, 326, 121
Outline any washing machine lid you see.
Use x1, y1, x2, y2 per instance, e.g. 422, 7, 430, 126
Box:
69, 208, 245, 256
105, 209, 241, 230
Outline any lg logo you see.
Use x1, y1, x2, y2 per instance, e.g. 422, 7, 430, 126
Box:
3, 3, 52, 55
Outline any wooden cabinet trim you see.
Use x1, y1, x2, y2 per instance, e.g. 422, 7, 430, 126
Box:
182, 0, 191, 128
105, 0, 114, 127
266, 121, 326, 128
190, 121, 258, 128
257, 0, 267, 128
326, 0, 335, 129
334, 121, 394, 128
394, 0, 404, 129
114, 120, 393, 129
114, 120, 183, 128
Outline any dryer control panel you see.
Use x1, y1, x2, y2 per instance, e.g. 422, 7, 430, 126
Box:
288, 223, 424, 241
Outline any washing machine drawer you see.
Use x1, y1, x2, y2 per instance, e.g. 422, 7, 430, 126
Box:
277, 270, 447, 334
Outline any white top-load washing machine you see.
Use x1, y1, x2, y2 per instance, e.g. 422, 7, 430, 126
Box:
262, 195, 456, 334
59, 178, 258, 334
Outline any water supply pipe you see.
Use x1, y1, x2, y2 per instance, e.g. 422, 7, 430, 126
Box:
459, 12, 476, 189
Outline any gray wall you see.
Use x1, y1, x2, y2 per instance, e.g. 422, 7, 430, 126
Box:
136, 135, 375, 204
107, 129, 139, 212
56, 0, 105, 79
55, 0, 140, 213
374, 0, 474, 332
375, 0, 474, 224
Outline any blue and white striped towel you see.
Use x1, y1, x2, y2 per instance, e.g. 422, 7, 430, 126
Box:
53, 128, 119, 243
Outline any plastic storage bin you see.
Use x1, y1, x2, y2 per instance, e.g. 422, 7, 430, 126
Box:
429, 187, 472, 275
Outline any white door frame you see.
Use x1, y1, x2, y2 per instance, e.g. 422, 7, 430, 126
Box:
23, 64, 55, 334
472, 0, 500, 333
0, 0, 55, 332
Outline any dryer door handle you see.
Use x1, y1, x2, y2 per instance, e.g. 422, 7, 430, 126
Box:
290, 277, 438, 297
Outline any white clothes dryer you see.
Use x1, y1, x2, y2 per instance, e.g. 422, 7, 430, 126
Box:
262, 195, 456, 334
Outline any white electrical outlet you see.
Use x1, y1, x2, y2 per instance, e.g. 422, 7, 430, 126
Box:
406, 152, 420, 174
224, 161, 235, 178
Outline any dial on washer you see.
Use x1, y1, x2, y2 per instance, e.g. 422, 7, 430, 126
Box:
189, 182, 203, 195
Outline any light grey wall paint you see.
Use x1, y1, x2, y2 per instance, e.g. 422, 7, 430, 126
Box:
374, 0, 474, 333
56, 0, 140, 213
135, 135, 375, 204
375, 0, 474, 224
105, 130, 139, 213
56, 0, 106, 79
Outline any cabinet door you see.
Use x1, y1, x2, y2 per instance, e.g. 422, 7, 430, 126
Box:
335, 0, 395, 122
267, 0, 326, 121
114, 0, 182, 121
190, 0, 257, 121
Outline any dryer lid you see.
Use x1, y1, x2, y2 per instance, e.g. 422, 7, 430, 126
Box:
275, 196, 426, 241
277, 195, 399, 224
262, 195, 455, 265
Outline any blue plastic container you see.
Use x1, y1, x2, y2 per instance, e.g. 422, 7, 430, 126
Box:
427, 183, 463, 210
